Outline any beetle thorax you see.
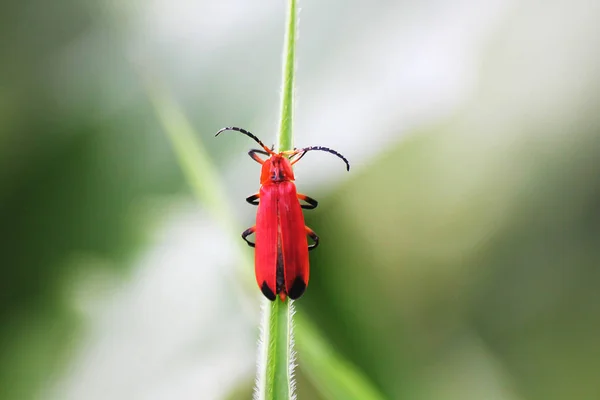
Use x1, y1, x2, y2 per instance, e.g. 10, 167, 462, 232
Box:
260, 155, 295, 185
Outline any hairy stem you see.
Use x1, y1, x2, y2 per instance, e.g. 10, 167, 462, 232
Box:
256, 1, 298, 399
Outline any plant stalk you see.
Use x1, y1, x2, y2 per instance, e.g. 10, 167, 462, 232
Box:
256, 0, 298, 399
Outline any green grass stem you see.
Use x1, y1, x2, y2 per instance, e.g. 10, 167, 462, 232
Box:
257, 0, 298, 399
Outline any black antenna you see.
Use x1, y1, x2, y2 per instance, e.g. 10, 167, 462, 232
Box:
294, 146, 350, 171
215, 127, 273, 154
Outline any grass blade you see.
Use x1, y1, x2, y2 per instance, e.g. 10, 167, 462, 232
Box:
276, 0, 297, 153
296, 314, 388, 400
256, 0, 298, 399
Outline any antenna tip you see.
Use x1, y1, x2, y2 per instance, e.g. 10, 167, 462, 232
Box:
215, 127, 232, 137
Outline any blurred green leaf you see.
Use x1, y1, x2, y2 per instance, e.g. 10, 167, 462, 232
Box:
296, 313, 388, 400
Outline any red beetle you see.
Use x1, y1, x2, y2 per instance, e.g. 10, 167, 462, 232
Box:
216, 127, 349, 301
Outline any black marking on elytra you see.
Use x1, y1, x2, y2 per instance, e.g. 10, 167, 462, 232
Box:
288, 277, 307, 300
261, 281, 276, 301
276, 240, 285, 294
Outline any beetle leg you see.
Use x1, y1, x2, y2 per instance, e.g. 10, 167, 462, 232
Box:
242, 226, 256, 248
246, 193, 260, 206
290, 150, 307, 165
248, 149, 267, 164
306, 226, 319, 251
297, 193, 318, 209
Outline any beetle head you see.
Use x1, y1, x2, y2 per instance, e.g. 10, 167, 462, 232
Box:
260, 154, 295, 185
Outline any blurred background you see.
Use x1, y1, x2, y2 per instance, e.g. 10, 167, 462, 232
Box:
2, 0, 600, 399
